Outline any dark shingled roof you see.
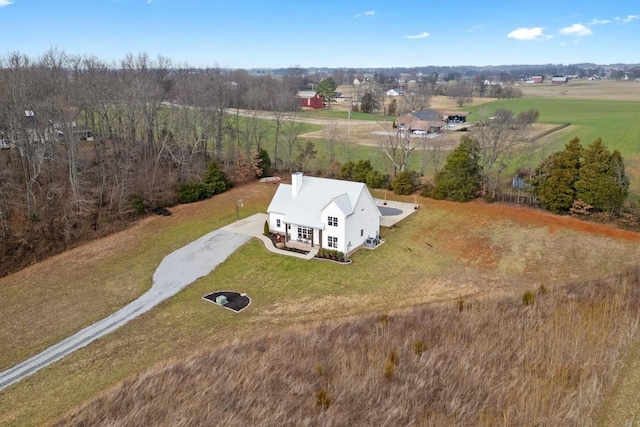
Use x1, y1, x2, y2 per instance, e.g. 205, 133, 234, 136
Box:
412, 109, 441, 121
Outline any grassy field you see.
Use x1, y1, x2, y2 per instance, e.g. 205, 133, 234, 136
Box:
2, 181, 640, 425
300, 108, 393, 122
462, 96, 640, 196
56, 269, 640, 426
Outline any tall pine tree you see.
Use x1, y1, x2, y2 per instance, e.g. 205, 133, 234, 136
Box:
575, 139, 628, 213
532, 137, 628, 214
532, 137, 582, 213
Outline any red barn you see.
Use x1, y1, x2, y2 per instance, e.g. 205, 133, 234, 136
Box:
297, 91, 325, 109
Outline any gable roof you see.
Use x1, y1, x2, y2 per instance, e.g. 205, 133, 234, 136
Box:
297, 91, 318, 99
397, 113, 444, 131
413, 109, 441, 121
267, 175, 380, 229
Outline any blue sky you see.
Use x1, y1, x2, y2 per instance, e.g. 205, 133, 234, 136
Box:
1, 0, 638, 68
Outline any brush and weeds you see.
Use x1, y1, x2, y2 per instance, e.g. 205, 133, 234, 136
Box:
56, 268, 640, 426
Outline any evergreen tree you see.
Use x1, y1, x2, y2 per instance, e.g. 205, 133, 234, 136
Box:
532, 137, 628, 214
360, 92, 378, 114
392, 171, 418, 195
316, 78, 337, 108
575, 139, 628, 213
255, 148, 272, 177
431, 136, 482, 202
606, 149, 630, 212
531, 137, 582, 213
340, 159, 374, 182
203, 159, 232, 194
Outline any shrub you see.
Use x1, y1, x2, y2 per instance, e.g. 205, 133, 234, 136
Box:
376, 314, 391, 324
384, 350, 399, 380
522, 291, 536, 306
316, 388, 331, 409
177, 182, 211, 204
413, 340, 425, 355
177, 160, 232, 204
366, 170, 390, 189
129, 194, 149, 214
263, 220, 269, 235
392, 171, 418, 195
420, 182, 433, 198
203, 160, 232, 194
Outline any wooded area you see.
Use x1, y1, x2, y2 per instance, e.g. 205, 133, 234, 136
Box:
0, 50, 304, 276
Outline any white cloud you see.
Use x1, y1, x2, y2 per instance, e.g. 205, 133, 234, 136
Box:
355, 10, 375, 18
507, 27, 545, 40
617, 14, 640, 24
0, 0, 14, 7
588, 18, 611, 25
467, 25, 484, 33
559, 23, 592, 37
406, 32, 430, 39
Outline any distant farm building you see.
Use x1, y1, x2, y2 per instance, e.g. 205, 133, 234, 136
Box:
386, 88, 404, 96
297, 91, 325, 109
528, 75, 544, 84
551, 76, 569, 85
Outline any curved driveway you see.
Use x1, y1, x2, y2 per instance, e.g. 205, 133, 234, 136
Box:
0, 229, 251, 392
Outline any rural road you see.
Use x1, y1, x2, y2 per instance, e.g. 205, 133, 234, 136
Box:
0, 229, 251, 392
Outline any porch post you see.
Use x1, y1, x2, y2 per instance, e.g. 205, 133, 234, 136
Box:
319, 229, 323, 248
311, 228, 314, 248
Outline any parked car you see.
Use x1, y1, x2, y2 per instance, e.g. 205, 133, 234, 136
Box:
412, 130, 426, 135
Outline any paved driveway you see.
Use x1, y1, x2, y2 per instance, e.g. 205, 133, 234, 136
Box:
0, 229, 250, 391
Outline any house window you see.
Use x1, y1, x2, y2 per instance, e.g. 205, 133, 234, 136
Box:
328, 216, 338, 227
297, 227, 313, 242
328, 236, 338, 248
276, 219, 281, 228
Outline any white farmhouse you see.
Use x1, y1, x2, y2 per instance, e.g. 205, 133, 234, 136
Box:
267, 172, 381, 254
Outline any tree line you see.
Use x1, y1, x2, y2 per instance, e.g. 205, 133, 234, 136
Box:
0, 49, 314, 276
427, 133, 629, 216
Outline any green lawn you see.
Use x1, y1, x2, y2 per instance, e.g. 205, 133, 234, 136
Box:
465, 98, 640, 156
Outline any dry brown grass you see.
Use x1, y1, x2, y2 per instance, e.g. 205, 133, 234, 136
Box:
55, 269, 640, 427
0, 182, 278, 372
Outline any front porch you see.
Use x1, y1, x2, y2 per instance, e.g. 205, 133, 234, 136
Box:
281, 223, 323, 250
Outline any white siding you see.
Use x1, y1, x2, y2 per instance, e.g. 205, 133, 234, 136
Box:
345, 189, 380, 253
269, 213, 286, 233
322, 202, 347, 252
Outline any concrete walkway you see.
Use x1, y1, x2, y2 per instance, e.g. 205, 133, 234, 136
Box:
0, 229, 251, 392
222, 213, 318, 260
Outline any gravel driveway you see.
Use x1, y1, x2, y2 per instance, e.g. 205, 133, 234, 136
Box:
0, 229, 250, 391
